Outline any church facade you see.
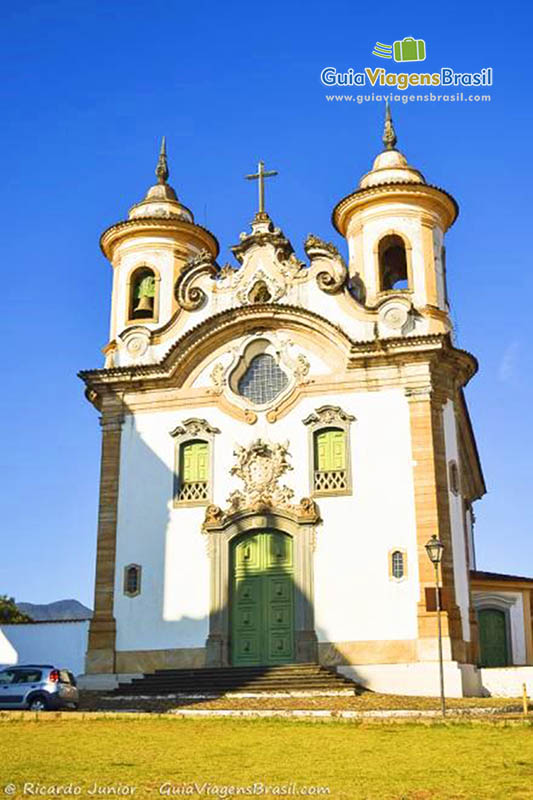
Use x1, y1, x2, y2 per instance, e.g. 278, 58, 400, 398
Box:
80, 110, 533, 696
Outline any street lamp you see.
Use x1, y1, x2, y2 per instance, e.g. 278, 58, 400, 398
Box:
425, 534, 446, 717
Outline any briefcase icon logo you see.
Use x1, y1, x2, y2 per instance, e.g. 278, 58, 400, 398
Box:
393, 37, 426, 62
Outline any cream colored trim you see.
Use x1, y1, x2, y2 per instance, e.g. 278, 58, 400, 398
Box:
302, 406, 355, 498
333, 183, 458, 236
170, 418, 220, 507
318, 639, 417, 666
116, 647, 206, 673
420, 215, 439, 308
372, 229, 414, 294
406, 388, 466, 661
124, 263, 161, 326
86, 408, 124, 675
203, 507, 318, 667
388, 548, 408, 582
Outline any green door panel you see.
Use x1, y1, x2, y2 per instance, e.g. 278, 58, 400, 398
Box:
231, 531, 294, 666
234, 535, 262, 571
478, 608, 509, 667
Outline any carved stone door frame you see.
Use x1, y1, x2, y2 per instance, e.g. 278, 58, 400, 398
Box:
204, 506, 319, 667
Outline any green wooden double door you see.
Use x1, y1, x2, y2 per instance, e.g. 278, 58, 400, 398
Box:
231, 531, 295, 666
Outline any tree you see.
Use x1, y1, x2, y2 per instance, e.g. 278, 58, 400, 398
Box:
0, 595, 33, 623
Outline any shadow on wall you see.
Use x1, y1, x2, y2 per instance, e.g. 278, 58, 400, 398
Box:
95, 410, 352, 685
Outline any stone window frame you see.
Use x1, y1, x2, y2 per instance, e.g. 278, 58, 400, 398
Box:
373, 229, 414, 296
125, 263, 161, 326
303, 406, 355, 497
389, 548, 408, 582
227, 336, 294, 413
123, 563, 142, 598
170, 419, 220, 507
203, 507, 319, 668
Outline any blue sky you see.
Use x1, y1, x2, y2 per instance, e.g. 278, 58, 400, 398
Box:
0, 1, 531, 606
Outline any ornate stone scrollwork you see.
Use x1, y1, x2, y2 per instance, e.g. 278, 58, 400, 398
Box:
235, 268, 285, 305
302, 405, 355, 428
174, 249, 218, 310
377, 297, 414, 336
304, 234, 348, 295
209, 362, 225, 394
228, 439, 294, 511
202, 439, 320, 530
118, 326, 151, 361
169, 417, 220, 439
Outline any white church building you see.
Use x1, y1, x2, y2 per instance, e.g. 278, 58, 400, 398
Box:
77, 108, 533, 697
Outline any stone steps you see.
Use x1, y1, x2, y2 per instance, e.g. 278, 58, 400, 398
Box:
113, 663, 357, 696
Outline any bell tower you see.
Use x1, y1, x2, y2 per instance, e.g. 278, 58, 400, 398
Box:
333, 104, 457, 334
99, 138, 219, 366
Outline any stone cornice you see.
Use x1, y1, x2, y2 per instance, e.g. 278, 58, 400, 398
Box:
100, 216, 219, 260
332, 181, 459, 235
79, 305, 477, 403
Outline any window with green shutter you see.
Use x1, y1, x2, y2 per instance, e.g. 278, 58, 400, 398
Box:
313, 428, 348, 494
177, 440, 209, 503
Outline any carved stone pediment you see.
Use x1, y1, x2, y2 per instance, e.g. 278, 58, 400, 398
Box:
170, 417, 220, 439
303, 405, 355, 429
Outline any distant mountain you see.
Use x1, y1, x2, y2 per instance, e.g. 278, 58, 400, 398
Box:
16, 599, 93, 621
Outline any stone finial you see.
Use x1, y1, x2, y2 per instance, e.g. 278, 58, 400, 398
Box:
155, 136, 169, 184
382, 102, 397, 151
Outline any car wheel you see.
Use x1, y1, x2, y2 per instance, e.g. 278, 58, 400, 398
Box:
28, 695, 49, 712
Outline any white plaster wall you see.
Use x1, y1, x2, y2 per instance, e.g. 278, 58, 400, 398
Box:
0, 628, 17, 666
0, 622, 89, 676
442, 399, 471, 640
480, 666, 533, 698
114, 415, 210, 652
339, 662, 481, 698
114, 379, 420, 655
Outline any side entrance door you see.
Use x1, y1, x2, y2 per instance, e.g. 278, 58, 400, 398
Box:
478, 608, 509, 667
231, 530, 294, 666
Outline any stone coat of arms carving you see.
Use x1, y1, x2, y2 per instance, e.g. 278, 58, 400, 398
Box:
228, 439, 294, 511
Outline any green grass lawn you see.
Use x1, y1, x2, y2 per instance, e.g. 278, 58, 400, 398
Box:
1, 718, 533, 799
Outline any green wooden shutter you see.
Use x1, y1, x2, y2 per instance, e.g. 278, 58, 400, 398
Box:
182, 441, 209, 483
315, 429, 345, 471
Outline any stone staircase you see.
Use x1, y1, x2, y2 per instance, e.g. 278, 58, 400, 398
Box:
112, 663, 358, 697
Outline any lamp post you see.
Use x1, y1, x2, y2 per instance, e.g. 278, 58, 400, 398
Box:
425, 534, 446, 717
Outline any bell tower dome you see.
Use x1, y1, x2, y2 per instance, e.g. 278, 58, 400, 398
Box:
100, 138, 219, 360
332, 105, 457, 333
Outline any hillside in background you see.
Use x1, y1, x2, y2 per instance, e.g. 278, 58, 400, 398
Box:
16, 599, 93, 621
